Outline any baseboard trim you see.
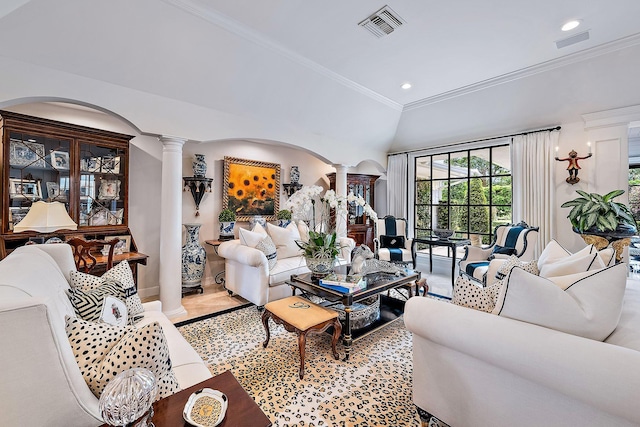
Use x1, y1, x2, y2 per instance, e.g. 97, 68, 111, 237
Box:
173, 302, 253, 327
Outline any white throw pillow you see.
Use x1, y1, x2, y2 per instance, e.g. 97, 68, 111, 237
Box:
492, 264, 627, 341
238, 223, 268, 247
597, 247, 616, 266
537, 239, 571, 268
452, 275, 501, 313
297, 220, 310, 243
539, 252, 604, 278
267, 222, 303, 259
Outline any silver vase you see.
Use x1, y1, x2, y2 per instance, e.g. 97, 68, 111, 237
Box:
181, 223, 206, 288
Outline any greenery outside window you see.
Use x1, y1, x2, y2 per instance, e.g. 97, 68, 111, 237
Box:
414, 144, 512, 252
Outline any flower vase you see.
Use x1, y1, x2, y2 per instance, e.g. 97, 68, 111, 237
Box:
290, 166, 300, 184
192, 154, 207, 178
181, 223, 206, 289
305, 256, 336, 278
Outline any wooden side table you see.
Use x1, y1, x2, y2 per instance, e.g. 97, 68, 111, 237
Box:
100, 371, 271, 427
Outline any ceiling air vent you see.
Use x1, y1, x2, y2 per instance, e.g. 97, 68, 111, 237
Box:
555, 30, 590, 49
359, 6, 405, 38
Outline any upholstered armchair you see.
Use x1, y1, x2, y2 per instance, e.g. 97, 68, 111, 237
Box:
459, 221, 539, 285
373, 216, 414, 267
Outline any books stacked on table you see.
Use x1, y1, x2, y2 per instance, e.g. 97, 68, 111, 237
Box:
319, 273, 367, 293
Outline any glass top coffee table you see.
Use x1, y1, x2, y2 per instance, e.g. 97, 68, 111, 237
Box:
288, 265, 421, 360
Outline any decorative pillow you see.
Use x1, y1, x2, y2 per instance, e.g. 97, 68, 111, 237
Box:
452, 275, 502, 313
537, 239, 572, 268
539, 252, 604, 278
597, 247, 616, 266
255, 235, 278, 270
70, 261, 144, 320
297, 220, 310, 244
492, 263, 628, 341
380, 235, 405, 249
495, 255, 539, 281
492, 244, 516, 256
266, 222, 303, 259
67, 280, 127, 323
238, 223, 268, 247
65, 316, 179, 399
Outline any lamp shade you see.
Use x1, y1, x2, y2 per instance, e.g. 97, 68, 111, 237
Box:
14, 201, 77, 233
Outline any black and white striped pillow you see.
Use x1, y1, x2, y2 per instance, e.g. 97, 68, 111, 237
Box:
70, 261, 144, 320
67, 279, 127, 323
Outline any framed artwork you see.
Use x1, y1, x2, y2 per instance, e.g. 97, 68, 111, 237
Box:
98, 179, 121, 200
9, 207, 30, 230
112, 235, 131, 253
223, 156, 280, 222
81, 157, 101, 172
9, 178, 42, 199
50, 151, 70, 170
46, 182, 66, 201
9, 139, 46, 168
89, 206, 109, 226
101, 156, 120, 174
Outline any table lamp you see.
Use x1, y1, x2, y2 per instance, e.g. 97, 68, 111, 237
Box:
13, 201, 77, 233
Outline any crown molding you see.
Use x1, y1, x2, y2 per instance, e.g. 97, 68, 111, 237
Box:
404, 32, 640, 112
162, 0, 403, 111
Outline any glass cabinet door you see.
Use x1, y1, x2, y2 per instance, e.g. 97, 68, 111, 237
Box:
78, 142, 126, 228
7, 130, 71, 231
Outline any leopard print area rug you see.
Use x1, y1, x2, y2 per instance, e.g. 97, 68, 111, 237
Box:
179, 305, 445, 426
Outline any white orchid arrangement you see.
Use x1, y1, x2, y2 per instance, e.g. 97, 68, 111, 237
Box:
283, 184, 378, 259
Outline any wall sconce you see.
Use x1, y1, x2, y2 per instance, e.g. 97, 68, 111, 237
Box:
555, 142, 592, 184
282, 182, 302, 197
183, 177, 213, 216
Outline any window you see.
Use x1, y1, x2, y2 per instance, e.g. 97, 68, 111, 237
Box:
629, 166, 640, 228
414, 144, 512, 249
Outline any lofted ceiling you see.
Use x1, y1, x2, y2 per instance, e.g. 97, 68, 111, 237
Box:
0, 0, 639, 165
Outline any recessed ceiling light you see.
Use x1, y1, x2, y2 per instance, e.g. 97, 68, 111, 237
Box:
401, 82, 412, 90
562, 20, 581, 31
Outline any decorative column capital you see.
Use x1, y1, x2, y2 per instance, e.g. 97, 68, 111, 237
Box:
158, 135, 187, 152
332, 164, 350, 175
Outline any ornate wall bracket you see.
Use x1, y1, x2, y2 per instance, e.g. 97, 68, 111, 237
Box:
183, 177, 213, 216
283, 182, 302, 197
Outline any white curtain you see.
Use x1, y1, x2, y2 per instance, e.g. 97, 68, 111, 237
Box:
387, 153, 408, 219
512, 130, 560, 257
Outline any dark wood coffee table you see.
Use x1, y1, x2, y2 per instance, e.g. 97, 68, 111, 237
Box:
100, 370, 271, 427
288, 266, 421, 361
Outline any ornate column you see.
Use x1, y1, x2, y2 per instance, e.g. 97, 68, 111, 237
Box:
333, 164, 349, 238
158, 136, 187, 318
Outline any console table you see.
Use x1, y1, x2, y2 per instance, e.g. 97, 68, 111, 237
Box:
412, 237, 470, 285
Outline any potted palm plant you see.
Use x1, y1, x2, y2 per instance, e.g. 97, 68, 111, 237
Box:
218, 208, 236, 240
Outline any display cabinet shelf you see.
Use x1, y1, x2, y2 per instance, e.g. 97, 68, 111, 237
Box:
0, 110, 136, 260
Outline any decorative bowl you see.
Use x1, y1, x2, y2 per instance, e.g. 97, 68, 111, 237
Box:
183, 388, 228, 427
433, 229, 454, 240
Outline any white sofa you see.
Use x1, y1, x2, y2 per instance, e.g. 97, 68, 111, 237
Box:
0, 244, 212, 427
218, 222, 356, 307
404, 278, 640, 427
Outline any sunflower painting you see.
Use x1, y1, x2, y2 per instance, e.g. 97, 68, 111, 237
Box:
223, 156, 280, 221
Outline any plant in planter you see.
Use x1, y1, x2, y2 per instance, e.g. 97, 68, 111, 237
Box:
276, 209, 292, 227
218, 208, 237, 240
561, 190, 637, 236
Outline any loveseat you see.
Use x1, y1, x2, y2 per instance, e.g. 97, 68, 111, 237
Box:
0, 243, 212, 426
405, 247, 640, 426
218, 221, 355, 307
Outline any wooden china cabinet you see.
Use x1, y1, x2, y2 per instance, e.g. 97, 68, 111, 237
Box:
0, 111, 147, 279
327, 173, 379, 250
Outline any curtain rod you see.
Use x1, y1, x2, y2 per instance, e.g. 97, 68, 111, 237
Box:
388, 125, 562, 156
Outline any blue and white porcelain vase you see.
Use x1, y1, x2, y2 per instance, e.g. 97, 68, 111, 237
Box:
181, 223, 206, 289
192, 154, 207, 178
290, 165, 300, 184
249, 215, 267, 229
